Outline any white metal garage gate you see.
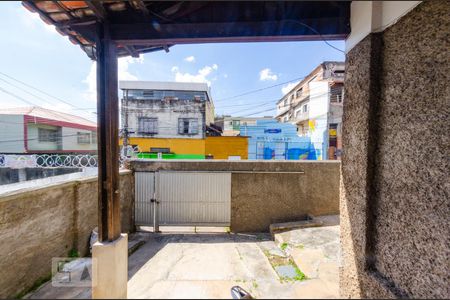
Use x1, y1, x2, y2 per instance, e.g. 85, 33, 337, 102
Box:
135, 171, 231, 228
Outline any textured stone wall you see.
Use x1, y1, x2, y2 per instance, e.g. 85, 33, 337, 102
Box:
130, 160, 340, 232
0, 171, 134, 298
231, 162, 340, 232
341, 1, 450, 298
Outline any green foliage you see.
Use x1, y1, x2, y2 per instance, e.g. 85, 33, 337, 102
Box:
293, 266, 307, 281
295, 244, 304, 249
280, 243, 289, 251
68, 249, 79, 258
252, 281, 259, 289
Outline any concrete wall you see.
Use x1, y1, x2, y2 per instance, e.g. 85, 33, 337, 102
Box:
341, 1, 449, 298
130, 160, 340, 232
61, 127, 97, 151
0, 115, 24, 153
0, 171, 134, 298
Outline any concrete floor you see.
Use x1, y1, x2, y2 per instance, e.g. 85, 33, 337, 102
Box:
28, 223, 340, 299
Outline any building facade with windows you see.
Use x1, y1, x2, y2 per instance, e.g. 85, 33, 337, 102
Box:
275, 61, 344, 160
214, 116, 273, 136
120, 81, 215, 158
0, 107, 97, 154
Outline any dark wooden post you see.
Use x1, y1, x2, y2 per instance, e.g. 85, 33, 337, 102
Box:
96, 21, 121, 242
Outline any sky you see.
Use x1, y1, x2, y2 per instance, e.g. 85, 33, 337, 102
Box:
0, 1, 345, 122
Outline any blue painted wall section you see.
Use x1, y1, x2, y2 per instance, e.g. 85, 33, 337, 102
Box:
241, 119, 321, 160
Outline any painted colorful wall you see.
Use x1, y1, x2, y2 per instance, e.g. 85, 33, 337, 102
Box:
205, 136, 248, 159
124, 137, 205, 156
121, 136, 248, 160
242, 119, 313, 160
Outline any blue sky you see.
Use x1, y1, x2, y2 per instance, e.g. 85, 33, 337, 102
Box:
0, 2, 345, 122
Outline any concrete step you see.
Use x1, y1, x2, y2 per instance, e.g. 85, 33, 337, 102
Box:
270, 217, 324, 236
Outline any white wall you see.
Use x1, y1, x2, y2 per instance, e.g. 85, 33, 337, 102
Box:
61, 127, 97, 151
308, 81, 329, 160
0, 115, 24, 153
27, 124, 60, 151
346, 1, 421, 52
127, 101, 205, 139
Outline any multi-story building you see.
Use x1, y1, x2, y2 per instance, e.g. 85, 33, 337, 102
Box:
275, 61, 344, 160
120, 81, 215, 158
0, 107, 97, 154
215, 116, 273, 136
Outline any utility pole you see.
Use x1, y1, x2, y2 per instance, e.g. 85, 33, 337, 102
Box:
123, 89, 129, 157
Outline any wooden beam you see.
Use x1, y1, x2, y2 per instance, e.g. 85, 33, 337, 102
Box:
87, 0, 106, 20
96, 21, 121, 242
109, 18, 349, 45
59, 17, 97, 29
129, 0, 149, 15
124, 45, 139, 57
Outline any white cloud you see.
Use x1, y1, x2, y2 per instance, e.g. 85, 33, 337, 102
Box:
184, 56, 195, 62
281, 81, 300, 95
172, 64, 219, 86
83, 56, 144, 102
20, 7, 58, 34
259, 68, 278, 81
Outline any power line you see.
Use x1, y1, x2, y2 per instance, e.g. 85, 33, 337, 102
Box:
0, 71, 92, 111
214, 76, 306, 103
283, 19, 345, 54
0, 86, 37, 106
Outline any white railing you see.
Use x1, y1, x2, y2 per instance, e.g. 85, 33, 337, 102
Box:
0, 146, 141, 169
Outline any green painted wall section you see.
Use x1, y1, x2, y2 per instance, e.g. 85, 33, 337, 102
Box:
137, 153, 205, 160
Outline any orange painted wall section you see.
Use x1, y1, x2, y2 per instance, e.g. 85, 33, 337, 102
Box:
122, 138, 205, 155
205, 136, 248, 159
120, 136, 249, 159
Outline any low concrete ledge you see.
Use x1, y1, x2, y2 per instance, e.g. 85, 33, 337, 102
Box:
129, 159, 340, 173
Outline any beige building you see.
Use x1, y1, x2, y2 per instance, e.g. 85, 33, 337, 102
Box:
120, 81, 215, 140
0, 107, 97, 154
275, 61, 344, 159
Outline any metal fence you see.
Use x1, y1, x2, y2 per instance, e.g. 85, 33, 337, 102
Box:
0, 145, 141, 169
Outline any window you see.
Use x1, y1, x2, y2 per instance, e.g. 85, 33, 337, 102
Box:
330, 85, 344, 103
91, 132, 97, 144
77, 132, 91, 144
38, 128, 58, 143
178, 118, 199, 135
142, 90, 154, 98
138, 118, 158, 134
303, 104, 308, 112
296, 88, 303, 98
232, 120, 240, 130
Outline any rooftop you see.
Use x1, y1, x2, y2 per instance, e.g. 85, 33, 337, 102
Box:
119, 80, 213, 103
0, 106, 97, 128
277, 61, 345, 104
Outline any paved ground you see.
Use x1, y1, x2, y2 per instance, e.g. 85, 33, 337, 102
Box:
28, 221, 340, 299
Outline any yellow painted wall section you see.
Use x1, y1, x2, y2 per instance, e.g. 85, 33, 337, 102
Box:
205, 136, 248, 159
123, 138, 205, 155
